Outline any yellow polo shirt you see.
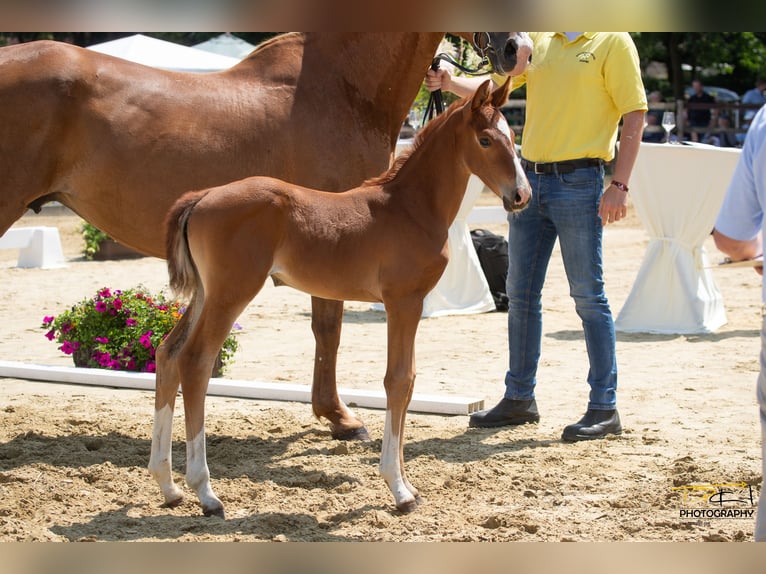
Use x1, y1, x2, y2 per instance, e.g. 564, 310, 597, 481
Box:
494, 32, 647, 163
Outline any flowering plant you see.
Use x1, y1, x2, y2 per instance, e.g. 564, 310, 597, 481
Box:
42, 286, 240, 374
81, 222, 110, 260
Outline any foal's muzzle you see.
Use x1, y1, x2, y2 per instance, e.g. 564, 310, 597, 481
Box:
503, 186, 531, 213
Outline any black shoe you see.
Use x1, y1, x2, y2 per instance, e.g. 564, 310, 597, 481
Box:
561, 409, 622, 442
468, 398, 539, 428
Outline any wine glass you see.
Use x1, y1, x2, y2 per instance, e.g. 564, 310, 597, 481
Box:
661, 111, 676, 144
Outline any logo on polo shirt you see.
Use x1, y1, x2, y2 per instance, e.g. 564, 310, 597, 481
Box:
576, 51, 596, 63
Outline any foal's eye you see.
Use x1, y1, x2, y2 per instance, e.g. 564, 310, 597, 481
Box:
479, 137, 491, 148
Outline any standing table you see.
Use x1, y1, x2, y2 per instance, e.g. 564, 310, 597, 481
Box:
615, 142, 742, 334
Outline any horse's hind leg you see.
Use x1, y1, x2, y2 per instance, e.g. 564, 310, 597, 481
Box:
149, 300, 200, 508
310, 297, 369, 440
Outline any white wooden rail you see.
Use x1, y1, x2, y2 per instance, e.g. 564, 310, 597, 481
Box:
0, 360, 485, 415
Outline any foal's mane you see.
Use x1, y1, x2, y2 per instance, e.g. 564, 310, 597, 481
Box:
362, 96, 468, 188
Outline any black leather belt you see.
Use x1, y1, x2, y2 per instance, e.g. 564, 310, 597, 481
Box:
521, 158, 604, 174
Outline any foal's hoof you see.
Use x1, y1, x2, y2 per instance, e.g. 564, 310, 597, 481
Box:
332, 425, 370, 441
161, 495, 184, 509
202, 504, 226, 519
396, 498, 420, 514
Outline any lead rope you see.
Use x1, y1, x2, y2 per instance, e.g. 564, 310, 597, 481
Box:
421, 48, 492, 129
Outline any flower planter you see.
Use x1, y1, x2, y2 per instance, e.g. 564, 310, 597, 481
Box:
72, 345, 225, 377
43, 287, 238, 378
92, 239, 145, 261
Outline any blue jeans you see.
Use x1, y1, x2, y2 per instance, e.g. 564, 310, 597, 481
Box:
504, 164, 617, 410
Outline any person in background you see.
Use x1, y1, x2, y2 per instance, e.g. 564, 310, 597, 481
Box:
712, 104, 766, 541
687, 79, 716, 143
643, 90, 666, 143
708, 114, 740, 148
426, 32, 647, 441
743, 79, 766, 125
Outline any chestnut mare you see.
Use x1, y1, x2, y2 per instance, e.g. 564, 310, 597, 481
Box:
0, 33, 531, 442
153, 79, 531, 516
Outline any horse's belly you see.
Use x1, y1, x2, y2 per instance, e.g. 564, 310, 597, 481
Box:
270, 270, 381, 304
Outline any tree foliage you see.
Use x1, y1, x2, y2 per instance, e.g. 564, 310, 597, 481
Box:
632, 32, 766, 99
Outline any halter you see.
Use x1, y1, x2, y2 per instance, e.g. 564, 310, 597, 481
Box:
421, 34, 495, 127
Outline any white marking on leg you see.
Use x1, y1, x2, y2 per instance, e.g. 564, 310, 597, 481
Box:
186, 427, 223, 516
148, 405, 183, 505
379, 409, 415, 509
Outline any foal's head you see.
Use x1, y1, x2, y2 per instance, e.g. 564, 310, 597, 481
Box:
462, 79, 531, 212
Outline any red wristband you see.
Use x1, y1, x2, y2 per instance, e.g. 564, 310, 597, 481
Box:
611, 180, 629, 192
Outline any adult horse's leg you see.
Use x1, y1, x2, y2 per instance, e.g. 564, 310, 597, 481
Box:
149, 299, 200, 509
379, 296, 423, 513
310, 296, 369, 440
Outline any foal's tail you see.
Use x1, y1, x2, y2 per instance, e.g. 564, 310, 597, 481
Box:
165, 190, 209, 301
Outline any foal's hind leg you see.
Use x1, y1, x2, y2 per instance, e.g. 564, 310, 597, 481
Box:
149, 302, 199, 508
177, 289, 258, 518
310, 297, 369, 440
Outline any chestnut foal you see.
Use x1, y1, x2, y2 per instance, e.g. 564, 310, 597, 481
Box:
150, 79, 530, 517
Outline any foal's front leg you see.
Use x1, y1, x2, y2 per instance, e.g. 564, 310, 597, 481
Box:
380, 298, 423, 513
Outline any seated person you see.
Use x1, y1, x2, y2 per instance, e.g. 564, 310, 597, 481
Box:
686, 80, 716, 142
642, 90, 665, 143
706, 114, 739, 147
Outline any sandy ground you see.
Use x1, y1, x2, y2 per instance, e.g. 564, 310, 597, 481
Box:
0, 199, 763, 542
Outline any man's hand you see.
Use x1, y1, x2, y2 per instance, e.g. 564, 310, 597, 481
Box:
598, 185, 629, 226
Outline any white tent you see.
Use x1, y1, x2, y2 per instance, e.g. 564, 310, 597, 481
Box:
192, 33, 256, 60
87, 34, 240, 72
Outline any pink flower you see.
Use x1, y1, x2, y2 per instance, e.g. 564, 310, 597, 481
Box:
98, 288, 111, 298
125, 318, 137, 327
42, 315, 54, 325
94, 336, 109, 344
95, 301, 107, 313
45, 329, 55, 341
144, 361, 156, 373
139, 331, 153, 349
98, 352, 112, 367
60, 341, 78, 355
113, 298, 123, 311
61, 322, 73, 334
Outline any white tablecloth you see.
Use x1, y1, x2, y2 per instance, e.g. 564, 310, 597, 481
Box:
615, 142, 742, 334
373, 139, 495, 318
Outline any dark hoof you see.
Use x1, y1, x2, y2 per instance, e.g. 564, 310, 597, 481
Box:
332, 426, 370, 441
161, 496, 184, 509
396, 498, 420, 514
202, 505, 226, 519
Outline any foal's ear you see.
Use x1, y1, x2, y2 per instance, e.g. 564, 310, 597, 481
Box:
471, 79, 493, 111
491, 77, 512, 109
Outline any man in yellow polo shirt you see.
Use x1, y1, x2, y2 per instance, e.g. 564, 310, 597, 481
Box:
426, 32, 647, 441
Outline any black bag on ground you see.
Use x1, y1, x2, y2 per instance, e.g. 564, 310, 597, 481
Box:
470, 228, 509, 312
